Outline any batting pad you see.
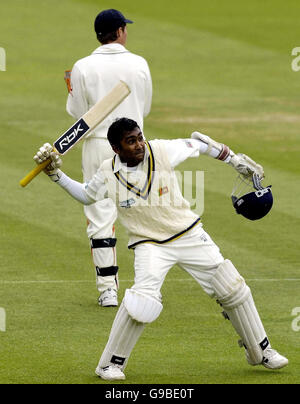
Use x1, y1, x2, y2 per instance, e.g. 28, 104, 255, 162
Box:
124, 289, 163, 323
97, 302, 145, 371
212, 260, 269, 364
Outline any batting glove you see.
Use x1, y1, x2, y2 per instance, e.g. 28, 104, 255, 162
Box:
34, 143, 62, 181
229, 153, 264, 180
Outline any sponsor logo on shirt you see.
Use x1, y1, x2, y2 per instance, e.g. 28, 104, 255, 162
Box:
184, 140, 193, 148
119, 198, 136, 208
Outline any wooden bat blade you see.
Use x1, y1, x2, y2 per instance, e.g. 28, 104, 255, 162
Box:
19, 81, 131, 187
54, 81, 130, 155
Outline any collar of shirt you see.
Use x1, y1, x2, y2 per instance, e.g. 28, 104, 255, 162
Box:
113, 146, 150, 174
92, 43, 129, 55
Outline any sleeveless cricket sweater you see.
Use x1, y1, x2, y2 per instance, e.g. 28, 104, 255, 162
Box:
101, 140, 201, 248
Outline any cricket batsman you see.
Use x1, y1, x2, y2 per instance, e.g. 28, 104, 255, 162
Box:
34, 118, 288, 381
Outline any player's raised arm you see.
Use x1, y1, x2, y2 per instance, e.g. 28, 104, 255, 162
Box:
33, 144, 96, 205
191, 131, 264, 179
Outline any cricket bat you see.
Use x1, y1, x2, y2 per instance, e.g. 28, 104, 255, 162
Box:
20, 81, 131, 187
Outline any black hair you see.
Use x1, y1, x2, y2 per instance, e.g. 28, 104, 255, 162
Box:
107, 117, 140, 148
97, 24, 126, 44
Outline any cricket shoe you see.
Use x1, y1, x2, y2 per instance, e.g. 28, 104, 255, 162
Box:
98, 288, 118, 307
262, 348, 289, 369
246, 348, 288, 369
95, 365, 125, 381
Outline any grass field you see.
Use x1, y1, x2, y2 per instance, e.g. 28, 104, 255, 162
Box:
0, 0, 300, 385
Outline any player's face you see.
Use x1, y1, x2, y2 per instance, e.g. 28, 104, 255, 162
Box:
117, 127, 145, 167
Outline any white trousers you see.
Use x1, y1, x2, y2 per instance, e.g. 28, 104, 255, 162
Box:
82, 138, 118, 292
98, 224, 273, 370
98, 223, 225, 370
131, 223, 225, 302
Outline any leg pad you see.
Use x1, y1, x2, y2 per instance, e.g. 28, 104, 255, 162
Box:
97, 302, 145, 371
212, 260, 269, 364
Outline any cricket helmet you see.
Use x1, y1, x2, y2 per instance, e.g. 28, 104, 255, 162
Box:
231, 174, 273, 221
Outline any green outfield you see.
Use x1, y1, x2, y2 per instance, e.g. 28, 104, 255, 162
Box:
0, 0, 300, 384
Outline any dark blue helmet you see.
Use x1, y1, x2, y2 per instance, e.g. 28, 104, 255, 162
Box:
231, 174, 273, 221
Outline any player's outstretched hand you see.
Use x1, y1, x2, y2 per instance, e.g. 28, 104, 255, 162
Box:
229, 153, 264, 179
34, 143, 62, 176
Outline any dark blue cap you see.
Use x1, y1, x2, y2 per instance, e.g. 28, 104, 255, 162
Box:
94, 9, 133, 35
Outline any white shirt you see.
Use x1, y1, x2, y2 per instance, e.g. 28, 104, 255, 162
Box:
66, 43, 152, 139
56, 137, 228, 204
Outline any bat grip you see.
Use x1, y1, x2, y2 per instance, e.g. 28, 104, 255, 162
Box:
19, 158, 52, 187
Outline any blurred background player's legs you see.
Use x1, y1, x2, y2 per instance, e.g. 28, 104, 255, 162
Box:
85, 200, 118, 305
82, 138, 118, 306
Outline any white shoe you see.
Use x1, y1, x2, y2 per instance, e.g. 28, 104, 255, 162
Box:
262, 348, 289, 369
98, 288, 118, 307
246, 347, 288, 369
95, 365, 125, 381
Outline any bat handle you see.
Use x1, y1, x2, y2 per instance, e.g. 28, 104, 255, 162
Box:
19, 158, 51, 187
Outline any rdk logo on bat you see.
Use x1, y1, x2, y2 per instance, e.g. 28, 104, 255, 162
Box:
59, 124, 84, 150
55, 118, 90, 154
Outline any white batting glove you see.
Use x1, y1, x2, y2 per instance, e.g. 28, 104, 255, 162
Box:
33, 143, 62, 181
229, 153, 264, 179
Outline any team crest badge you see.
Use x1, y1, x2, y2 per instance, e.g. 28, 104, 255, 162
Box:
158, 186, 169, 197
